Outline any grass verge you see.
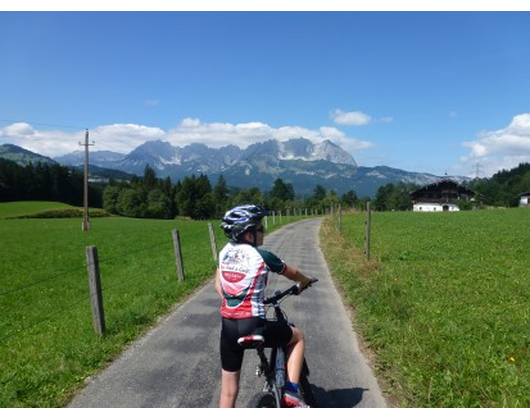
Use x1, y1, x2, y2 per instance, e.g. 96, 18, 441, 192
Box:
320, 208, 529, 407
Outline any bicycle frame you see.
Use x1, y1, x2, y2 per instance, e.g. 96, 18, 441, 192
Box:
238, 279, 318, 408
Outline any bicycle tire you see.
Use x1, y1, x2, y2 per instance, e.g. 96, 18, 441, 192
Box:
248, 391, 278, 408
299, 371, 317, 407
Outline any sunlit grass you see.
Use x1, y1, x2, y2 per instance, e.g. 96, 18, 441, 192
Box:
0, 202, 306, 407
321, 208, 530, 407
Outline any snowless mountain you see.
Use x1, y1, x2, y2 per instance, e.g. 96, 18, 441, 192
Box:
0, 144, 56, 166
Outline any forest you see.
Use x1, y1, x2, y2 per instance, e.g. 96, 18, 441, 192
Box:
1, 157, 529, 219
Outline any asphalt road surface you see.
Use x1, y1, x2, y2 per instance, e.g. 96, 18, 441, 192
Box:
68, 218, 388, 408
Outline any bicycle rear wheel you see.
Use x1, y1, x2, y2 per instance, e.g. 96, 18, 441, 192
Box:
248, 391, 277, 408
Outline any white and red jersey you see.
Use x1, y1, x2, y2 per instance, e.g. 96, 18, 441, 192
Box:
218, 241, 286, 319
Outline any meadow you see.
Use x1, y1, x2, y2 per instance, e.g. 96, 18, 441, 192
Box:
0, 201, 75, 218
0, 201, 301, 407
320, 207, 529, 407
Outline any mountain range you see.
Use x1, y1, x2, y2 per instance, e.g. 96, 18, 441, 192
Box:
1, 139, 463, 198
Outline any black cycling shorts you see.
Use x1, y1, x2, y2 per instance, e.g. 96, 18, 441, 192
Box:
220, 317, 293, 372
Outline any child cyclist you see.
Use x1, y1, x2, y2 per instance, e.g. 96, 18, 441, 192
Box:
215, 204, 315, 408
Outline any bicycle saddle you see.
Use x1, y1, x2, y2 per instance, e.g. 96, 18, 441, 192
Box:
237, 335, 265, 349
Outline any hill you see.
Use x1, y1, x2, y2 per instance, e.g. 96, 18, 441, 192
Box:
0, 144, 56, 166
0, 201, 75, 219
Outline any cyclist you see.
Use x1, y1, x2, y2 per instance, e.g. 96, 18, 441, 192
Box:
215, 204, 314, 408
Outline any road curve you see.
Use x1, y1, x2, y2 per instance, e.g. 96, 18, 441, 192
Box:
68, 218, 388, 408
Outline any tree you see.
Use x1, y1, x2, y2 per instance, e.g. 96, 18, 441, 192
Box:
176, 174, 214, 219
341, 189, 358, 209
270, 178, 294, 203
322, 190, 341, 211
231, 187, 265, 207
102, 185, 121, 214
143, 165, 157, 190
374, 183, 413, 211
213, 175, 230, 217
147, 188, 173, 219
117, 188, 145, 217
313, 185, 326, 202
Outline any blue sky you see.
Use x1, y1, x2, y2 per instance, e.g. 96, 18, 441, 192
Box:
1, 11, 529, 177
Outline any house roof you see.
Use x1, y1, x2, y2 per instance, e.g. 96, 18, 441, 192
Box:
518, 191, 530, 197
410, 179, 475, 198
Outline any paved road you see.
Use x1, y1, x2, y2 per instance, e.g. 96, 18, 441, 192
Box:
68, 218, 388, 408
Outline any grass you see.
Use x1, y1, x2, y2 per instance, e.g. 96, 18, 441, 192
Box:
0, 200, 110, 219
0, 201, 76, 218
320, 208, 530, 407
0, 201, 305, 407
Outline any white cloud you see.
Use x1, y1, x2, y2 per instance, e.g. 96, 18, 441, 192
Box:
0, 122, 86, 157
0, 118, 373, 158
461, 113, 530, 176
168, 119, 372, 152
91, 124, 166, 152
331, 109, 371, 126
3, 122, 36, 136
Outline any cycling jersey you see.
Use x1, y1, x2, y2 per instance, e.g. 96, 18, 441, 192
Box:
218, 241, 286, 319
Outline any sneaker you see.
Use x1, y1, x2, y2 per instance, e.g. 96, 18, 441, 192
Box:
282, 390, 310, 408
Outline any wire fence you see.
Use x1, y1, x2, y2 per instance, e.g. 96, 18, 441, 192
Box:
0, 211, 324, 346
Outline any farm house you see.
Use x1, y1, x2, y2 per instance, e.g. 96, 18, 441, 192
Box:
518, 191, 530, 207
410, 179, 475, 212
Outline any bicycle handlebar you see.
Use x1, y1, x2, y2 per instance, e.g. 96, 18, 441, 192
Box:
264, 278, 318, 305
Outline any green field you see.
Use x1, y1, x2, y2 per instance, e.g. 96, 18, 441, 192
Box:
0, 201, 302, 407
320, 208, 529, 407
0, 201, 76, 218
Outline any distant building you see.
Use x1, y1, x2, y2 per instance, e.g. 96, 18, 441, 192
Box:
518, 191, 530, 207
410, 179, 475, 212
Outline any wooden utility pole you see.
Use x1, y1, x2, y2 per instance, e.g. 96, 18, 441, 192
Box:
80, 129, 94, 231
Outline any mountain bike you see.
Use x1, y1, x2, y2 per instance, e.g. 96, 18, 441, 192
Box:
237, 278, 318, 408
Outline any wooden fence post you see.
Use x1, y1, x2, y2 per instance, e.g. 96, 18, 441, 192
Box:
86, 246, 106, 336
338, 204, 342, 235
208, 223, 218, 261
365, 201, 371, 261
172, 229, 185, 281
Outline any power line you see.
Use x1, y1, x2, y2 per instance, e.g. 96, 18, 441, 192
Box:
473, 162, 484, 178
0, 118, 87, 131
0, 118, 86, 130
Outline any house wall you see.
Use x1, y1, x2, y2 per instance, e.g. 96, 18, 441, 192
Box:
413, 202, 460, 212
519, 195, 530, 207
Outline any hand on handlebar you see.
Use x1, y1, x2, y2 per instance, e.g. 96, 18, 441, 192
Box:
296, 277, 319, 294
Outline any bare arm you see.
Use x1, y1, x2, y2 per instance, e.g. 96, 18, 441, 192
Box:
215, 268, 223, 298
282, 264, 312, 288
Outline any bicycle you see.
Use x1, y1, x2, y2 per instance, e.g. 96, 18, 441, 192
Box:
237, 278, 319, 408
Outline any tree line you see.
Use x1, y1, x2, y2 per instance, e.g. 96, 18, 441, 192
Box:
2, 157, 529, 216
101, 166, 363, 220
372, 162, 530, 211
465, 162, 530, 207
0, 158, 102, 207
